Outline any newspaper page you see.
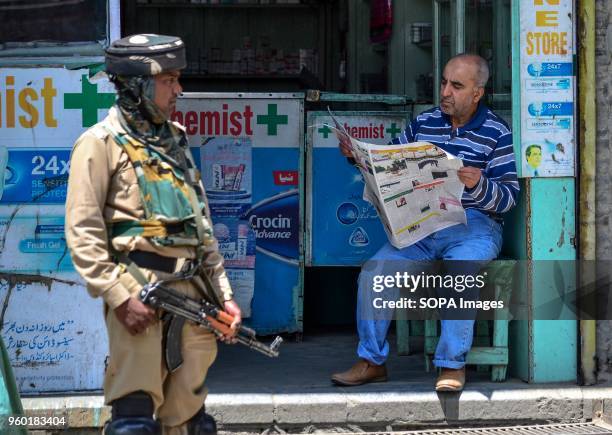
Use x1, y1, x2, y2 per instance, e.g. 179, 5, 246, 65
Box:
328, 110, 467, 248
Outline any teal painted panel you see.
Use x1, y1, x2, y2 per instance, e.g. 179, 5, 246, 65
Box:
531, 257, 577, 321
508, 250, 530, 381
502, 179, 528, 260
530, 178, 577, 382
531, 320, 577, 382
505, 180, 528, 381
501, 0, 577, 383
510, 320, 530, 381
508, 0, 528, 377
530, 178, 576, 260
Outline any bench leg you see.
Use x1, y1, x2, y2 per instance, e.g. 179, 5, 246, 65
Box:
425, 354, 434, 373
491, 315, 509, 381
424, 320, 438, 372
396, 317, 411, 356
491, 365, 508, 382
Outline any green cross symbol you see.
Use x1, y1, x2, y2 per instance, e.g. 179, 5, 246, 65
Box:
386, 123, 402, 139
256, 103, 288, 136
64, 75, 115, 127
318, 125, 332, 139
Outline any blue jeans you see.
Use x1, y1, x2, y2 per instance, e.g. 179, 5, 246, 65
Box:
356, 209, 503, 369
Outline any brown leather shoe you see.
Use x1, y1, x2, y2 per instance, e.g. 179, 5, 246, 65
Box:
331, 359, 387, 386
435, 367, 466, 392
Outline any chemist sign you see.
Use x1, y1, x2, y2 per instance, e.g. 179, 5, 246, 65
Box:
519, 0, 575, 177
0, 68, 115, 204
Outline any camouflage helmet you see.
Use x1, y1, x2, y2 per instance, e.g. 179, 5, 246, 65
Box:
105, 34, 186, 76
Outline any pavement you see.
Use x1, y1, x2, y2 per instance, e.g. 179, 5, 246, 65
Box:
20, 331, 612, 433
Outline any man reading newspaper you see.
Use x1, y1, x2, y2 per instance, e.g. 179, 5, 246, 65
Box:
327, 123, 468, 249
331, 53, 519, 391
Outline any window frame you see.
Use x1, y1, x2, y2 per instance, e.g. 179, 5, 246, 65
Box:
0, 0, 120, 67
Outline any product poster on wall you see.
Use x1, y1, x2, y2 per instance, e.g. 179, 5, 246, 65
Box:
519, 0, 575, 177
199, 137, 257, 317
0, 67, 115, 392
174, 94, 303, 334
306, 112, 409, 266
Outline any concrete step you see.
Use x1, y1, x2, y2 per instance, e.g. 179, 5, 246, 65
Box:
16, 333, 612, 432
19, 383, 612, 433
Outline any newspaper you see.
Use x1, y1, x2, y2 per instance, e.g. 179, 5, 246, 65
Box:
328, 110, 467, 249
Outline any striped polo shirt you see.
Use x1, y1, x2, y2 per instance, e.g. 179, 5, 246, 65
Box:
391, 103, 519, 220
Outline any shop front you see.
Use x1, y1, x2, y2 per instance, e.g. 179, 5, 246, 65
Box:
0, 0, 582, 394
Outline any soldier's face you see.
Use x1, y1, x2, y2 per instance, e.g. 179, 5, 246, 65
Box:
153, 70, 183, 117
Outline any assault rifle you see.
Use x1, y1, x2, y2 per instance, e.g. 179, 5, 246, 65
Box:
139, 282, 282, 369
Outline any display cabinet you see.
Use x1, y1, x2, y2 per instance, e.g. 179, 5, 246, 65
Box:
122, 0, 337, 92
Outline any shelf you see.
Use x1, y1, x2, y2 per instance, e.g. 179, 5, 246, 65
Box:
136, 3, 315, 8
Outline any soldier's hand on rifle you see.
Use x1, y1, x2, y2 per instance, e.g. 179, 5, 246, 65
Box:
219, 300, 242, 344
114, 297, 157, 335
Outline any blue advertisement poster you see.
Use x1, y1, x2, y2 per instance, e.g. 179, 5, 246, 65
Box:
176, 95, 303, 334
198, 137, 257, 317
1, 149, 71, 204
306, 112, 409, 266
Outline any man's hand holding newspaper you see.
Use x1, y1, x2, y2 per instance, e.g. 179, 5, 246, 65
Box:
457, 166, 482, 189
338, 134, 353, 158
327, 109, 468, 249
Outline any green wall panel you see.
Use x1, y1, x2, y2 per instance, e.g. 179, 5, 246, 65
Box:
529, 178, 577, 382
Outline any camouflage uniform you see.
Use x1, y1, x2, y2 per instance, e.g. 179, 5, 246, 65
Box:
65, 34, 231, 435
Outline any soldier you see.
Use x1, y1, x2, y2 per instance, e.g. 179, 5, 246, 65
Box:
65, 34, 241, 434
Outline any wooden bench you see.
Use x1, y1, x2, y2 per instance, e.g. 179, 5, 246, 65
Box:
396, 260, 516, 382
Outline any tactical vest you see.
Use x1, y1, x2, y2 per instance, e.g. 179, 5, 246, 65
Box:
104, 126, 215, 251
